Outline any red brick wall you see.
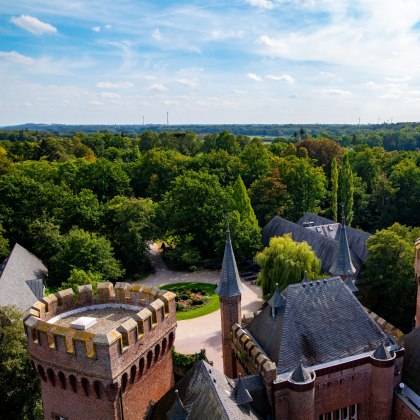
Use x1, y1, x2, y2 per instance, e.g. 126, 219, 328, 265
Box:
220, 296, 241, 378
122, 350, 174, 420
41, 380, 118, 420
368, 363, 395, 420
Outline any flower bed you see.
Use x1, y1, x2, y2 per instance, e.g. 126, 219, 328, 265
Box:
159, 282, 220, 320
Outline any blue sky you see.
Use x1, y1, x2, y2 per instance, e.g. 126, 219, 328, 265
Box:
1, 0, 420, 125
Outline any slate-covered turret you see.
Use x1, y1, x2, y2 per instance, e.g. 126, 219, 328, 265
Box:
216, 222, 242, 378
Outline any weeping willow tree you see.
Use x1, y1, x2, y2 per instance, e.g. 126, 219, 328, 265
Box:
256, 234, 321, 299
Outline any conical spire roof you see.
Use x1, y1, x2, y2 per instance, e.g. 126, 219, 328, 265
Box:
234, 375, 253, 406
290, 362, 312, 383
372, 342, 392, 360
215, 223, 242, 298
167, 390, 188, 420
268, 284, 285, 316
329, 206, 356, 276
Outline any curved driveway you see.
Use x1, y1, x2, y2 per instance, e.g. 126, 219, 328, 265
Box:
136, 244, 263, 371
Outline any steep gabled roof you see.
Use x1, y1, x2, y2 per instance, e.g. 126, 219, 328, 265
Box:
215, 227, 242, 298
246, 277, 389, 376
149, 361, 265, 419
297, 213, 371, 262
262, 216, 363, 274
0, 243, 46, 312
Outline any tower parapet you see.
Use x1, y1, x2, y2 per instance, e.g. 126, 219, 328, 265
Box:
25, 282, 177, 420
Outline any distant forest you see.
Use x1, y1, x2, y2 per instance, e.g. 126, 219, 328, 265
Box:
2, 122, 420, 151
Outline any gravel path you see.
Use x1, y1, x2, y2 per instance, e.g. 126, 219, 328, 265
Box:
134, 244, 263, 371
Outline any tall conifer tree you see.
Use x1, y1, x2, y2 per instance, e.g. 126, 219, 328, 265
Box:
339, 154, 354, 225
330, 158, 338, 221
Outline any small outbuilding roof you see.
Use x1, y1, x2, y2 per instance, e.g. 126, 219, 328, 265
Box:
0, 243, 46, 312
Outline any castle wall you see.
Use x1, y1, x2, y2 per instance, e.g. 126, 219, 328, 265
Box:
393, 393, 420, 420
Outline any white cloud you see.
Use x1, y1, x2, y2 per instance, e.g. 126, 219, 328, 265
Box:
152, 28, 162, 41
92, 26, 101, 32
89, 100, 104, 106
149, 83, 166, 91
266, 74, 295, 84
364, 81, 380, 88
162, 100, 179, 106
100, 92, 120, 98
0, 51, 34, 65
247, 72, 262, 82
96, 81, 134, 89
105, 25, 112, 30
211, 29, 244, 40
177, 78, 198, 88
384, 76, 410, 83
244, 0, 274, 9
318, 88, 352, 97
258, 35, 289, 55
10, 15, 57, 36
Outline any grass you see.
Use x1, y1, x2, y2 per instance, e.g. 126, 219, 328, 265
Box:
159, 282, 220, 321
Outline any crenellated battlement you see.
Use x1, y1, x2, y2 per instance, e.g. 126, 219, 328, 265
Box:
231, 323, 276, 380
24, 282, 176, 366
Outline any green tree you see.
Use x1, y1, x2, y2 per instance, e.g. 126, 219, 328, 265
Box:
249, 168, 291, 226
49, 228, 123, 286
277, 157, 327, 221
0, 306, 43, 419
104, 196, 160, 273
28, 219, 63, 264
0, 223, 9, 261
256, 234, 321, 299
227, 176, 261, 260
363, 224, 420, 332
339, 154, 354, 225
61, 268, 103, 292
330, 158, 339, 221
161, 171, 229, 258
239, 139, 273, 187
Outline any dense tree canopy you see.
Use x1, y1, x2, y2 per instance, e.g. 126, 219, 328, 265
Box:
363, 224, 420, 332
0, 306, 42, 419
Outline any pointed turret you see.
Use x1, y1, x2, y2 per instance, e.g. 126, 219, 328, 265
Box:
290, 362, 312, 383
268, 283, 285, 317
215, 222, 242, 298
234, 374, 253, 406
372, 343, 392, 361
216, 221, 242, 379
329, 205, 356, 277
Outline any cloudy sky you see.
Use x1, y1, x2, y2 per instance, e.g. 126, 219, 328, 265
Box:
1, 0, 420, 125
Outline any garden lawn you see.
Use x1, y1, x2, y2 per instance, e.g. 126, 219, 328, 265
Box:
159, 282, 220, 320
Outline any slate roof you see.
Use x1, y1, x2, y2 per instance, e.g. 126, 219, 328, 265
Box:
246, 277, 389, 376
297, 213, 371, 262
402, 328, 420, 395
149, 361, 266, 419
215, 226, 243, 298
262, 215, 365, 274
0, 243, 46, 312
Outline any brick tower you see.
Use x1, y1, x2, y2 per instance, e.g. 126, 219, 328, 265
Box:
24, 282, 177, 420
215, 223, 242, 379
415, 237, 420, 328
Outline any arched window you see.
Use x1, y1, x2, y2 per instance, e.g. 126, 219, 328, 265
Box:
147, 350, 153, 369
154, 344, 161, 363
168, 332, 175, 349
139, 358, 145, 377
81, 378, 89, 396
58, 372, 66, 389
93, 381, 102, 399
69, 375, 77, 393
47, 368, 55, 386
121, 373, 128, 393
37, 365, 47, 382
130, 365, 137, 384
162, 337, 167, 355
